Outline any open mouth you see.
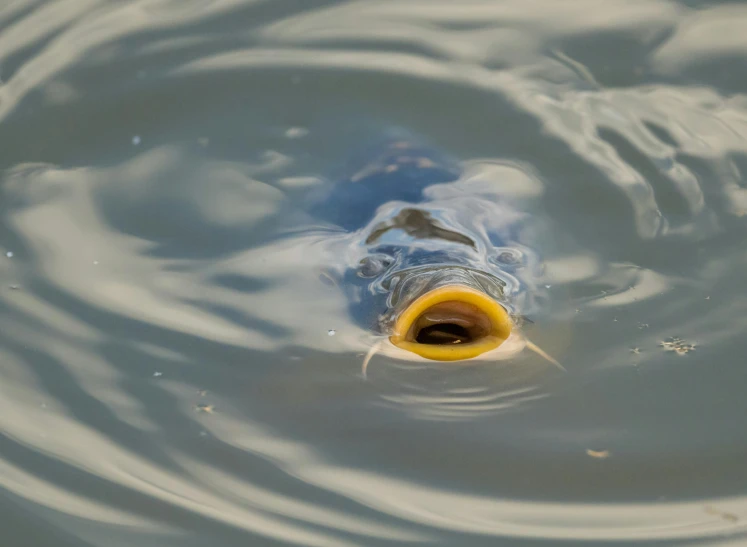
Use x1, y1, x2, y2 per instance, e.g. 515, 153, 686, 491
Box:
389, 285, 512, 361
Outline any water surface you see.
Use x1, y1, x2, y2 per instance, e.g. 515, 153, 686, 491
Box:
2, 1, 747, 545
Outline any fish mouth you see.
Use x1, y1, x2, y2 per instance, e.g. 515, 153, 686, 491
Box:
389, 284, 512, 361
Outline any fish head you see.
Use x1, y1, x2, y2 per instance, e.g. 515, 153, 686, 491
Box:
338, 203, 540, 362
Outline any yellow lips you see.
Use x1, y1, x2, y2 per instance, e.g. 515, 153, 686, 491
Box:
389, 285, 513, 361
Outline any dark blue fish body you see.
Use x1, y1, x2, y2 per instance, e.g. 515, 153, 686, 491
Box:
310, 140, 462, 231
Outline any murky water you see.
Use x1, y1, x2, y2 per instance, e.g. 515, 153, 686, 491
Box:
3, 1, 747, 545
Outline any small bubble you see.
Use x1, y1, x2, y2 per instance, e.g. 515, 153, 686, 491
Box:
195, 403, 214, 413
93, 260, 99, 265
5, 251, 13, 258
285, 127, 308, 139
544, 284, 552, 289
132, 135, 141, 146
153, 371, 162, 377
327, 329, 336, 336
9, 284, 20, 291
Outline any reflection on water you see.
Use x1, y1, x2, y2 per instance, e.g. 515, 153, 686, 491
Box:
2, 0, 747, 545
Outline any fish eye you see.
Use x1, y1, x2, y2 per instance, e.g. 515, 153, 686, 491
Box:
492, 248, 523, 266
357, 255, 394, 278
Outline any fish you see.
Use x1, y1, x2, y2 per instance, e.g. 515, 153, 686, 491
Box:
308, 133, 563, 376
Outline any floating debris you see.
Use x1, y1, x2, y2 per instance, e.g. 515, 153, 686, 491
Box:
704, 505, 738, 523
152, 371, 162, 377
132, 135, 141, 146
93, 260, 99, 265
9, 284, 20, 291
630, 347, 641, 355
327, 329, 336, 336
586, 449, 611, 459
197, 390, 207, 397
659, 337, 695, 355
637, 322, 649, 330
195, 403, 214, 413
197, 137, 209, 147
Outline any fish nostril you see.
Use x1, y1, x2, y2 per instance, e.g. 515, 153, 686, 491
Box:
357, 254, 393, 278
415, 323, 472, 345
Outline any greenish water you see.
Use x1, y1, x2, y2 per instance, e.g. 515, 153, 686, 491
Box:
2, 1, 747, 545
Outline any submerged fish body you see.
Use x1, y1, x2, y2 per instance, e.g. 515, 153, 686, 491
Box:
311, 134, 554, 366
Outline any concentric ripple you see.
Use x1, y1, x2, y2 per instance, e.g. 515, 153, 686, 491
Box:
2, 1, 747, 546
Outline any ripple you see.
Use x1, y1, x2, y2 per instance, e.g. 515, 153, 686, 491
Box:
3, 0, 747, 545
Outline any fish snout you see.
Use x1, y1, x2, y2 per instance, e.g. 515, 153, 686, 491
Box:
389, 285, 512, 361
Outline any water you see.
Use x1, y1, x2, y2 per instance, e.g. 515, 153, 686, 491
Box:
2, 1, 747, 545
